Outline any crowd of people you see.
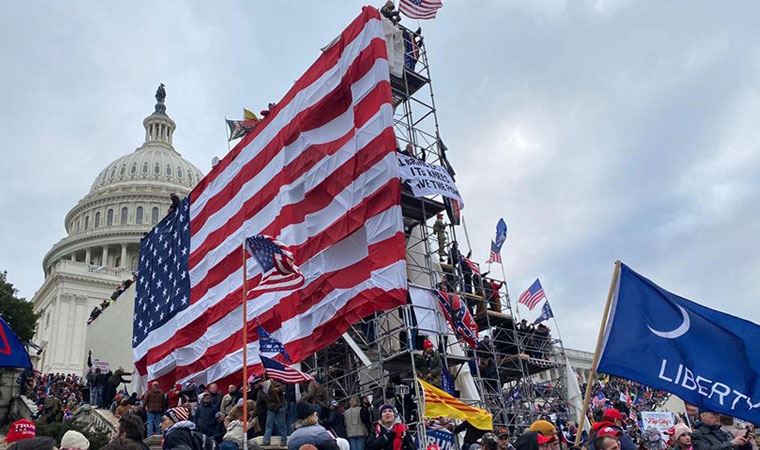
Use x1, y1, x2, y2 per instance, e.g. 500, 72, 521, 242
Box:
87, 276, 136, 325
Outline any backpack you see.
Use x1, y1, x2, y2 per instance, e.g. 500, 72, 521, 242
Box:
191, 430, 217, 450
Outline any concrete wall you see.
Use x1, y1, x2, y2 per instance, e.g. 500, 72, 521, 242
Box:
85, 284, 136, 377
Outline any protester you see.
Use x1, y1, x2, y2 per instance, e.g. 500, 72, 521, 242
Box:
162, 406, 205, 450
143, 381, 166, 436
194, 392, 219, 439
414, 339, 442, 387
116, 413, 150, 450
497, 427, 515, 450
324, 400, 347, 439
220, 385, 238, 416
263, 380, 288, 446
288, 402, 339, 450
453, 420, 488, 450
5, 419, 36, 445
60, 430, 90, 450
344, 396, 368, 450
692, 410, 752, 450
366, 404, 414, 450
590, 409, 636, 450
8, 437, 57, 450
671, 424, 693, 450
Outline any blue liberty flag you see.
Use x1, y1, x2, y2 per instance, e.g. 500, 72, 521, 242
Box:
597, 263, 760, 425
533, 302, 554, 325
0, 317, 32, 369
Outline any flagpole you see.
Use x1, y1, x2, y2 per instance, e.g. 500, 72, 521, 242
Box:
498, 261, 519, 320
242, 241, 249, 450
225, 117, 231, 152
574, 260, 621, 447
461, 214, 473, 254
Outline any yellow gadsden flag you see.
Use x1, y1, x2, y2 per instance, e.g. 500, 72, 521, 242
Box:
418, 379, 493, 430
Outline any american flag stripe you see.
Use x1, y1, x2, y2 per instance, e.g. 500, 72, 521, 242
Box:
190, 60, 390, 258
134, 72, 392, 361
135, 149, 398, 372
190, 29, 386, 225
146, 212, 403, 382
158, 262, 406, 385
134, 7, 407, 386
399, 0, 443, 20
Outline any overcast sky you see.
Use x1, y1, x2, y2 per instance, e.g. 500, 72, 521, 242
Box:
1, 1, 759, 352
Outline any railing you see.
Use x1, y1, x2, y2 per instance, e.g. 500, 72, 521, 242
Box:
71, 405, 117, 435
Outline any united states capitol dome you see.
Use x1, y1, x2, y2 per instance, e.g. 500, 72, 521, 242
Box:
42, 86, 204, 274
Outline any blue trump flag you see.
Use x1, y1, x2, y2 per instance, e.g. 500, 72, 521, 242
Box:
597, 263, 760, 424
494, 219, 507, 252
533, 301, 554, 325
0, 317, 32, 369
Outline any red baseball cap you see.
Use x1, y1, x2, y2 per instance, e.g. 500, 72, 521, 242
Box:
597, 427, 622, 438
537, 434, 556, 445
603, 409, 625, 421
5, 419, 36, 443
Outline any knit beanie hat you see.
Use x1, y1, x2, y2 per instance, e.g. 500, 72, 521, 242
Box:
673, 423, 692, 441
528, 420, 556, 437
297, 402, 317, 420
166, 406, 190, 423
60, 430, 90, 450
6, 419, 36, 443
379, 404, 396, 415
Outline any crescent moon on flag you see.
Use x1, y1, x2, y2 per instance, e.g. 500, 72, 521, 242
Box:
648, 305, 690, 339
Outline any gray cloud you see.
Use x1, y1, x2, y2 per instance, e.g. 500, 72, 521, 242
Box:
1, 1, 758, 351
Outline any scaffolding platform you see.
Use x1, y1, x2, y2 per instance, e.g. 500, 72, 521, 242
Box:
474, 310, 514, 330
391, 70, 430, 104
401, 191, 445, 224
498, 354, 560, 381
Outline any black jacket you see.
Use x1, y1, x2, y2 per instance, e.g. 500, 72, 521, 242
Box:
367, 422, 415, 450
163, 422, 197, 450
693, 423, 751, 450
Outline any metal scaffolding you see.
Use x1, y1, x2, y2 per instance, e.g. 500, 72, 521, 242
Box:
303, 21, 571, 445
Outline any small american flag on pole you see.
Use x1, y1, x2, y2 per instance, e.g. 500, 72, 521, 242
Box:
245, 235, 305, 295
399, 0, 443, 20
518, 279, 546, 310
260, 354, 313, 384
485, 240, 501, 264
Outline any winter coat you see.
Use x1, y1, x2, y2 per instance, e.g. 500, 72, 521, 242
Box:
288, 424, 340, 450
302, 380, 329, 407
453, 420, 486, 448
222, 419, 246, 447
324, 408, 347, 438
266, 383, 285, 412
144, 387, 166, 413
163, 421, 197, 450
414, 351, 442, 386
693, 423, 751, 450
220, 394, 235, 415
194, 402, 219, 436
366, 422, 415, 450
344, 406, 368, 438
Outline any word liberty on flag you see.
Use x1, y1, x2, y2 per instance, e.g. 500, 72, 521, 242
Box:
133, 6, 407, 388
596, 263, 760, 425
399, 0, 443, 20
245, 235, 304, 294
518, 279, 546, 310
485, 219, 507, 264
260, 354, 313, 384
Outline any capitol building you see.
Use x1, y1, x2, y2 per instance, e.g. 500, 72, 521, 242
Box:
31, 90, 203, 374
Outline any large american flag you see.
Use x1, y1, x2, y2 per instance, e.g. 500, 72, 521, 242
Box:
399, 0, 444, 20
133, 6, 407, 389
518, 279, 546, 310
